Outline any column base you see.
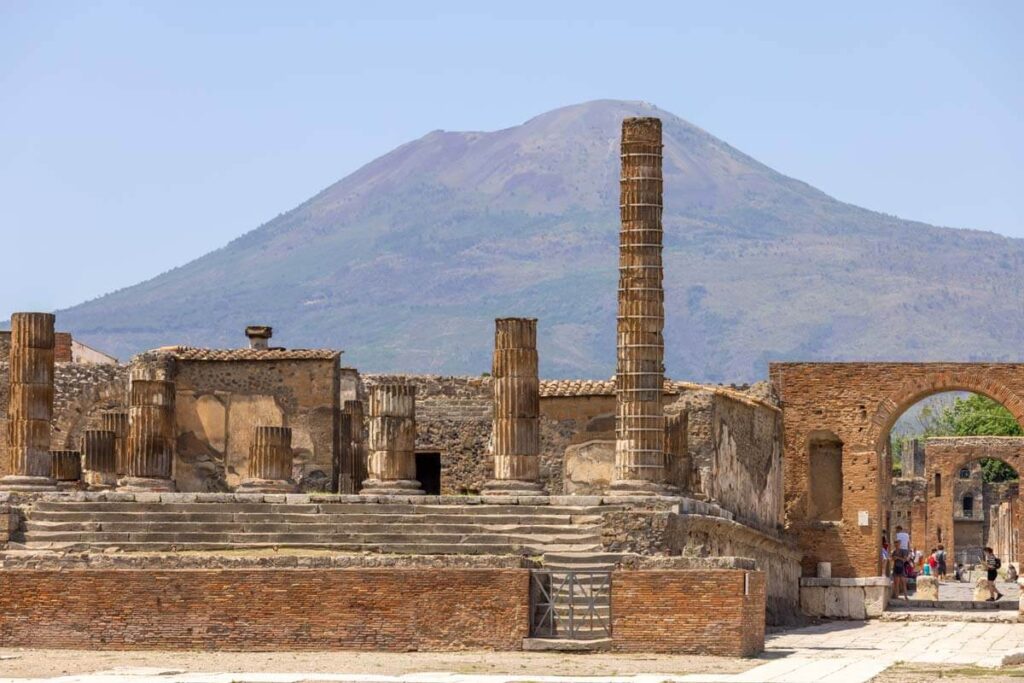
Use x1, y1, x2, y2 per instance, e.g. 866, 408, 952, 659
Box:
0, 475, 57, 491
606, 479, 679, 496
360, 479, 424, 496
482, 479, 545, 496
84, 470, 118, 490
236, 478, 296, 493
117, 476, 175, 492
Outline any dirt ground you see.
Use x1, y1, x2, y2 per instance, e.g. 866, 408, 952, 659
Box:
872, 663, 1024, 681
0, 648, 756, 679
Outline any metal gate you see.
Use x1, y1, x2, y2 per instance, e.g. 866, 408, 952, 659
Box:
529, 570, 612, 639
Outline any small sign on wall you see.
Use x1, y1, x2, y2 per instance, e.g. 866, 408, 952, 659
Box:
858, 511, 870, 527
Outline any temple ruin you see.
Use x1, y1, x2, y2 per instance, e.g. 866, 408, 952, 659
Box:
1, 116, 1021, 655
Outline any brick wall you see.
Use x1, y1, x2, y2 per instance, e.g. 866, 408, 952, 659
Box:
612, 569, 765, 656
771, 362, 1024, 578
0, 568, 530, 651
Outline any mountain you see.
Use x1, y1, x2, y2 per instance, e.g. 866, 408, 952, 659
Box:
55, 100, 1024, 382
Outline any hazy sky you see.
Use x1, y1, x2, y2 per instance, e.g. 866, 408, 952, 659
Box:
1, 1, 1021, 315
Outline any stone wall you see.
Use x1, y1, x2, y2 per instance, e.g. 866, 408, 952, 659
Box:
0, 568, 530, 651
666, 388, 784, 533
665, 512, 802, 626
612, 569, 765, 656
0, 361, 129, 478
172, 357, 340, 491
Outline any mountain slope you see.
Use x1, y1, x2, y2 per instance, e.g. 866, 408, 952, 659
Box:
56, 100, 1024, 381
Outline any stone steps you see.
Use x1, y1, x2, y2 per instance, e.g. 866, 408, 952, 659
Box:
15, 500, 607, 556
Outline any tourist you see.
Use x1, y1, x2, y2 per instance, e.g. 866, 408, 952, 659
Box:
895, 525, 910, 552
935, 544, 948, 579
982, 547, 1004, 602
954, 563, 965, 582
892, 544, 910, 600
1008, 564, 1019, 582
881, 537, 891, 576
925, 548, 938, 575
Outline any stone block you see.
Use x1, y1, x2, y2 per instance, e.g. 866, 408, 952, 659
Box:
285, 494, 311, 505
231, 493, 265, 503
160, 493, 198, 503
134, 493, 162, 503
800, 586, 827, 616
845, 587, 867, 619
262, 494, 287, 503
864, 584, 889, 617
563, 440, 614, 495
915, 576, 939, 601
516, 496, 549, 505
104, 492, 137, 502
974, 577, 993, 601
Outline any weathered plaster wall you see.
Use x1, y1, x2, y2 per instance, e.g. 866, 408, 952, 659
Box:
172, 359, 340, 491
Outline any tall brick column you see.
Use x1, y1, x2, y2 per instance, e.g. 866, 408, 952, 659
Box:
101, 411, 130, 476
610, 118, 674, 495
120, 379, 176, 491
345, 399, 367, 493
238, 426, 295, 493
1, 312, 57, 490
360, 384, 423, 496
484, 318, 543, 495
82, 429, 117, 489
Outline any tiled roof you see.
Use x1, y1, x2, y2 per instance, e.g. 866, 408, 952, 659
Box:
160, 346, 340, 362
539, 379, 687, 397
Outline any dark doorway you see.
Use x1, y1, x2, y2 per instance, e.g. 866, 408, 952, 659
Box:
416, 452, 442, 495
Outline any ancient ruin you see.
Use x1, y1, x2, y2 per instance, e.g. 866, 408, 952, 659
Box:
1, 115, 1020, 657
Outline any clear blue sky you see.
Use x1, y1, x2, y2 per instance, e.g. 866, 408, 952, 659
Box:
1, 1, 1021, 316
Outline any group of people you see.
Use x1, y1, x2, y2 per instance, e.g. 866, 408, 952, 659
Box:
883, 525, 1006, 601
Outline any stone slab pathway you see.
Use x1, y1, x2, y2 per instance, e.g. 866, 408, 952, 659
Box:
4, 621, 1024, 683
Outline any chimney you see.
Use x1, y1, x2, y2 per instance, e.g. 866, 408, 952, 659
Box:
245, 326, 272, 350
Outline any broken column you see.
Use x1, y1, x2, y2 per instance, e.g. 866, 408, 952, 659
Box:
1, 312, 57, 490
121, 367, 176, 491
101, 411, 130, 476
345, 399, 367, 492
50, 450, 82, 489
337, 410, 354, 493
238, 426, 294, 493
360, 384, 423, 496
81, 429, 117, 489
484, 318, 543, 495
610, 118, 673, 495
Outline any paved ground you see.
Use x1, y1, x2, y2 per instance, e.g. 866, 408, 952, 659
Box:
4, 620, 1024, 683
907, 579, 1020, 601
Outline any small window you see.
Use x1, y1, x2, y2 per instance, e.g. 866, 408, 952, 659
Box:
934, 472, 942, 497
962, 495, 974, 518
959, 468, 970, 479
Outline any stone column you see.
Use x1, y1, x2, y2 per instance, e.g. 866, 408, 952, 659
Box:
610, 118, 674, 495
82, 429, 117, 489
345, 399, 368, 492
101, 411, 130, 476
484, 318, 543, 495
120, 379, 176, 491
238, 426, 295, 493
1, 312, 57, 490
337, 410, 354, 493
360, 384, 423, 495
50, 450, 82, 489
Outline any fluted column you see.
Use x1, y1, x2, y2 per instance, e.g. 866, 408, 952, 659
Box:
484, 318, 543, 495
120, 379, 176, 491
610, 117, 674, 495
345, 399, 368, 492
101, 411, 130, 476
1, 312, 57, 490
337, 411, 354, 493
82, 429, 117, 489
360, 384, 423, 495
238, 426, 295, 493
50, 450, 82, 489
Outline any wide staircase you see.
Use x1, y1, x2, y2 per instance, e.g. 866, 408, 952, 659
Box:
10, 500, 607, 555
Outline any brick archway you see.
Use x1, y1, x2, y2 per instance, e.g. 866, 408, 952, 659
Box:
923, 437, 1023, 570
866, 371, 1024, 453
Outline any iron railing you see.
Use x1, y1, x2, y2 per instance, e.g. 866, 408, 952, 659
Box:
529, 570, 612, 639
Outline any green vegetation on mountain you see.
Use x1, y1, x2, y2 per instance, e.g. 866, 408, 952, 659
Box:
54, 100, 1024, 381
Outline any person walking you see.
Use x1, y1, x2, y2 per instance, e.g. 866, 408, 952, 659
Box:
892, 545, 910, 600
982, 547, 1004, 602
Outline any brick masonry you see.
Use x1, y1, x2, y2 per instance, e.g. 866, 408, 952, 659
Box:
0, 568, 530, 651
612, 569, 765, 656
771, 362, 1024, 579
0, 565, 765, 655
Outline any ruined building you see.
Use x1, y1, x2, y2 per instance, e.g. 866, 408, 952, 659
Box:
2, 116, 1023, 654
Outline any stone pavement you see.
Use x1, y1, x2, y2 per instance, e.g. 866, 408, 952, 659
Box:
3, 621, 1024, 683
